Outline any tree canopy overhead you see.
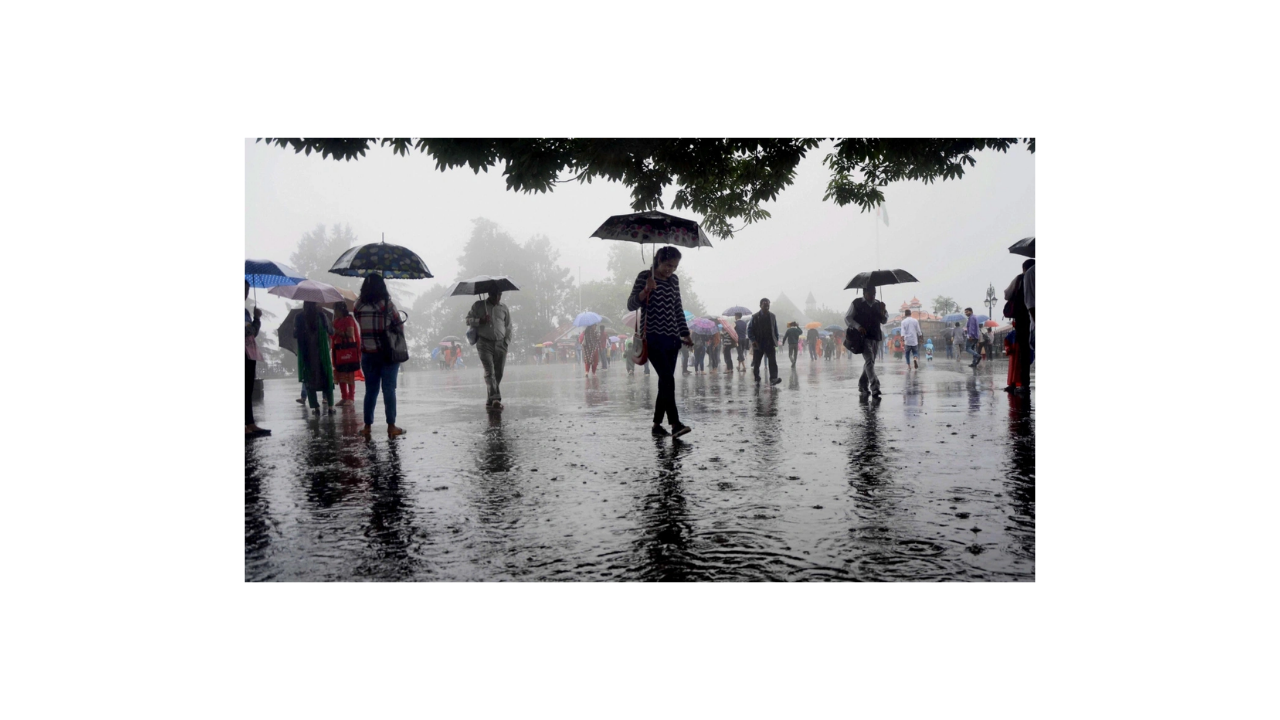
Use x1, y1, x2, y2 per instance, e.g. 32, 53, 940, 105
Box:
258, 138, 1035, 240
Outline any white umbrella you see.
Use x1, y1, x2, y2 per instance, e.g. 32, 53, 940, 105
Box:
268, 279, 347, 303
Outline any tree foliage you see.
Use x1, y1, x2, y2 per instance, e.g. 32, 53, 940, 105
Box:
259, 138, 1034, 240
932, 295, 959, 315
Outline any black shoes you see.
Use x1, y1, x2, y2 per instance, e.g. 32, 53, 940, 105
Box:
770, 378, 781, 385
652, 424, 671, 436
671, 424, 692, 439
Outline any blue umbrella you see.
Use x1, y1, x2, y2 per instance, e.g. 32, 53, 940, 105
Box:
722, 305, 752, 316
246, 259, 304, 288
682, 310, 694, 322
942, 313, 966, 324
818, 330, 832, 337
574, 311, 605, 327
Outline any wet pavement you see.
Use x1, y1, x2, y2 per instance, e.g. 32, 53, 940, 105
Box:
246, 353, 1034, 581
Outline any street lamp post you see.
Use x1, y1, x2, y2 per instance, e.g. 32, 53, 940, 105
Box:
984, 283, 998, 323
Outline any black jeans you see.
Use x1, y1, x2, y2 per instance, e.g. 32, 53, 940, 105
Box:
647, 334, 683, 427
1016, 315, 1033, 386
245, 357, 256, 425
753, 344, 779, 381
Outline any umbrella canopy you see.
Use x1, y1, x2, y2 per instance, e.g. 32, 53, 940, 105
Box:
805, 322, 823, 330
1009, 236, 1035, 258
942, 313, 967, 324
590, 211, 713, 249
722, 305, 752, 316
329, 241, 432, 279
818, 330, 832, 337
716, 318, 739, 342
621, 310, 641, 330
844, 269, 919, 290
448, 275, 520, 296
246, 259, 305, 288
438, 335, 461, 343
608, 335, 620, 343
689, 317, 718, 335
277, 306, 334, 355
683, 310, 695, 322
823, 324, 843, 332
984, 320, 1000, 328
268, 279, 347, 304
574, 311, 606, 327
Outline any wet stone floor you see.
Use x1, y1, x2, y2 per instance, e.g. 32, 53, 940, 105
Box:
246, 352, 1034, 581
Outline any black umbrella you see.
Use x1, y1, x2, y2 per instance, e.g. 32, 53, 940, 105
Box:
824, 325, 843, 332
1009, 236, 1035, 258
844, 269, 919, 290
277, 306, 334, 355
590, 211, 713, 249
448, 275, 520, 296
329, 238, 432, 279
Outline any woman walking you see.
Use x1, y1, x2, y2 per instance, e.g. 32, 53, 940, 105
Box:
583, 323, 602, 377
330, 302, 362, 406
708, 328, 721, 373
245, 281, 270, 437
354, 274, 407, 437
628, 246, 694, 439
693, 332, 706, 374
293, 301, 336, 414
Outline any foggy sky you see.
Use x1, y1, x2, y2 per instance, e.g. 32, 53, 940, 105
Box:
246, 139, 1034, 324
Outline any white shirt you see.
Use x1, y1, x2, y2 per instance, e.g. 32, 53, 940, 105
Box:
901, 317, 922, 346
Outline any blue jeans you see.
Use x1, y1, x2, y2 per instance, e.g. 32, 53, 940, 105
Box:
965, 338, 981, 363
905, 345, 919, 365
361, 353, 400, 426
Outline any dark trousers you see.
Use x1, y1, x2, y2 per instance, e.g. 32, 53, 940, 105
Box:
787, 343, 798, 365
1016, 316, 1033, 387
245, 357, 256, 425
752, 344, 779, 381
647, 334, 683, 427
723, 345, 734, 368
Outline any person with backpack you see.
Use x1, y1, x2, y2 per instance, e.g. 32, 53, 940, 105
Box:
354, 274, 407, 437
845, 285, 888, 396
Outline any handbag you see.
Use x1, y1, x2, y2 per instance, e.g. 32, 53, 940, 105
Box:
333, 341, 360, 370
379, 310, 410, 364
627, 306, 648, 365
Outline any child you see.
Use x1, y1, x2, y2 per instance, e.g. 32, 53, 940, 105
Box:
925, 338, 934, 362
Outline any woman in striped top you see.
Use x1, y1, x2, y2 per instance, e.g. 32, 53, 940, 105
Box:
627, 246, 694, 439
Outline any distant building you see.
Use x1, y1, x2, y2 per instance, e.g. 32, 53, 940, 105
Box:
805, 291, 817, 315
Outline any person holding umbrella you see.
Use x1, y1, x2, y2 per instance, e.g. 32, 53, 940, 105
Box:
1003, 258, 1034, 390
354, 274, 407, 437
845, 285, 889, 397
245, 280, 270, 437
627, 246, 694, 439
733, 313, 749, 372
466, 290, 513, 409
806, 325, 820, 362
293, 301, 336, 414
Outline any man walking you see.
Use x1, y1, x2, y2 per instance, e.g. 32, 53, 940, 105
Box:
466, 290, 512, 410
750, 298, 782, 385
952, 322, 966, 362
806, 325, 819, 362
901, 308, 922, 370
846, 285, 888, 396
783, 321, 802, 367
963, 307, 982, 368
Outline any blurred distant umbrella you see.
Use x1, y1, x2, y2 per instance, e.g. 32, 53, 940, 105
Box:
689, 318, 718, 336
590, 211, 713, 249
843, 269, 919, 290
823, 324, 843, 332
448, 275, 519, 296
722, 305, 752, 316
246, 259, 305, 288
329, 237, 432, 279
805, 322, 823, 330
574, 311, 606, 327
1008, 236, 1035, 258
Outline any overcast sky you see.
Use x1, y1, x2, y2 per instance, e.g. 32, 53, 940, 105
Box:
246, 139, 1033, 322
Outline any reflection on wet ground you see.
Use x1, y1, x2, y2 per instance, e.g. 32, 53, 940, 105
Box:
247, 356, 1034, 581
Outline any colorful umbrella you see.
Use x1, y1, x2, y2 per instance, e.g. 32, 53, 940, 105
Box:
590, 211, 713, 249
683, 310, 695, 322
722, 305, 752, 316
574, 311, 606, 327
268, 279, 347, 304
329, 239, 432, 279
689, 317, 718, 335
717, 317, 739, 342
245, 259, 305, 288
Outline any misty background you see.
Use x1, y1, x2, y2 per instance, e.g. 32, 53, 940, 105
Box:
246, 138, 1033, 364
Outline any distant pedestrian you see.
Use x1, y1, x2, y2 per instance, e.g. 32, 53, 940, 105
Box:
245, 281, 270, 437
964, 307, 982, 368
951, 322, 966, 362
750, 298, 782, 385
901, 309, 922, 369
294, 301, 335, 414
693, 332, 706, 374
708, 327, 721, 372
846, 285, 888, 396
807, 326, 819, 361
721, 321, 736, 373
945, 330, 954, 359
925, 338, 934, 362
680, 343, 691, 375
783, 321, 802, 367
331, 302, 362, 407
581, 322, 603, 377
734, 313, 748, 372
981, 326, 994, 360
354, 273, 407, 437
466, 290, 512, 410
628, 246, 694, 438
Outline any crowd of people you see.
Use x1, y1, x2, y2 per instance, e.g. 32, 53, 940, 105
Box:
246, 248, 1035, 440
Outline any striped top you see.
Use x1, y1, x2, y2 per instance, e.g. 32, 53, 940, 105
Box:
627, 270, 690, 339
